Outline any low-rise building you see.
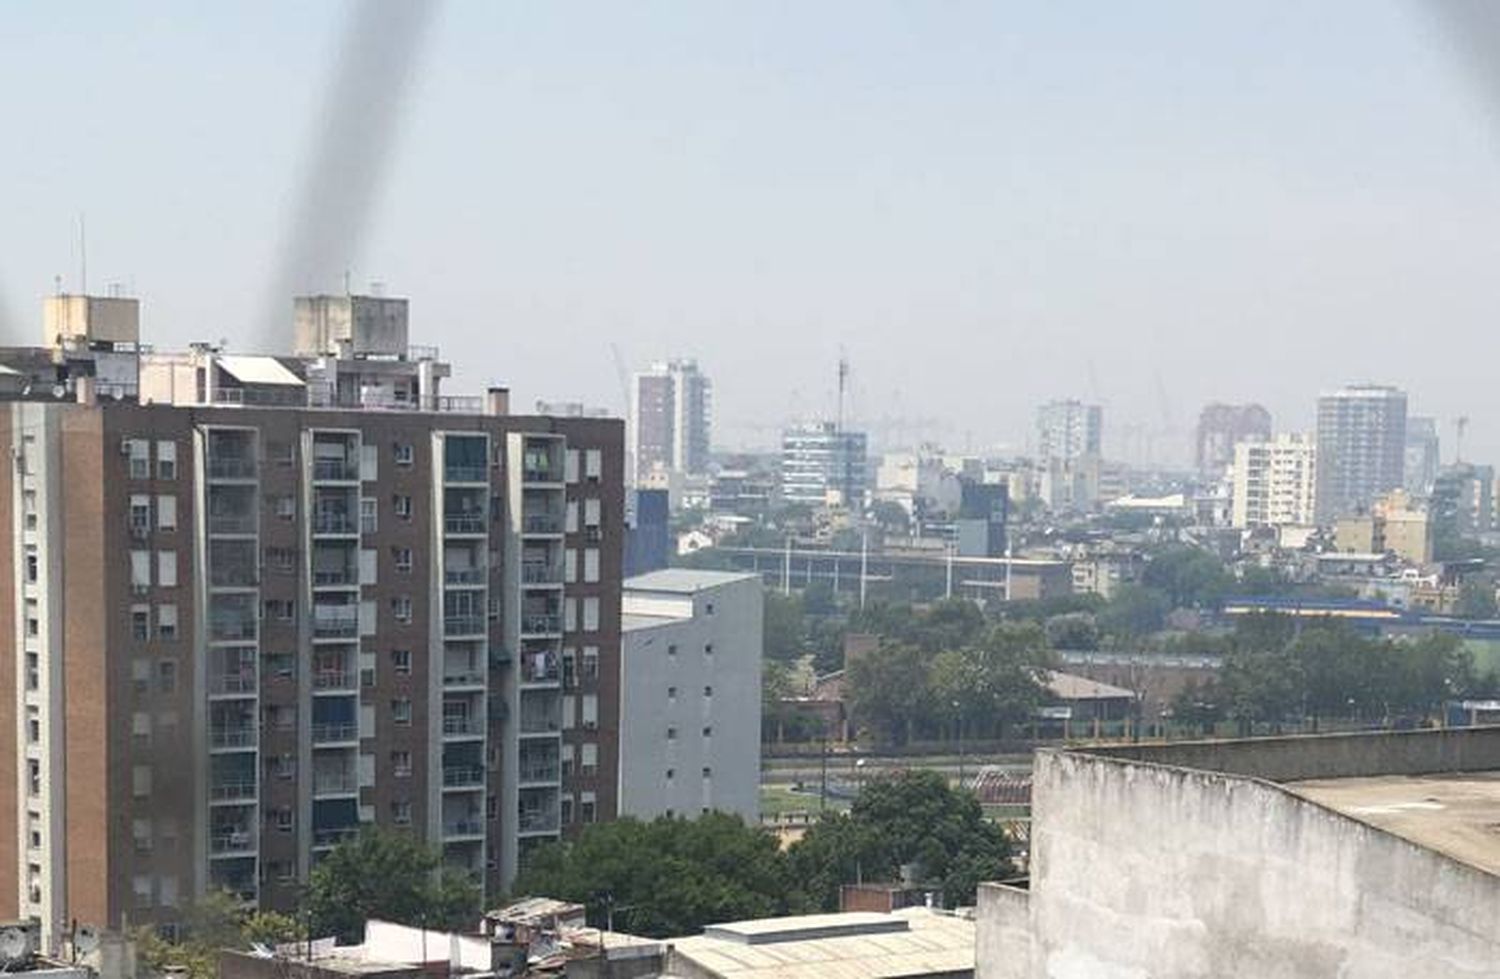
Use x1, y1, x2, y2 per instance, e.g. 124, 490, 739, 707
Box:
619, 570, 762, 822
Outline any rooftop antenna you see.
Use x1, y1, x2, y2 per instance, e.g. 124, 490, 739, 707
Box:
77, 213, 87, 296
836, 352, 849, 435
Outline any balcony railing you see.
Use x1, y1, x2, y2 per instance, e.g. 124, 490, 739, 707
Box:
521, 615, 561, 636
444, 568, 485, 586
519, 714, 560, 735
210, 619, 257, 642
313, 669, 357, 691
519, 765, 561, 784
444, 514, 487, 535
518, 810, 560, 833
444, 615, 486, 637
312, 514, 358, 535
312, 827, 360, 849
210, 725, 257, 749
524, 514, 561, 534
313, 615, 359, 639
209, 830, 255, 854
313, 568, 357, 586
522, 466, 559, 484
207, 458, 256, 480
522, 564, 561, 585
443, 670, 485, 688
312, 721, 358, 743
210, 566, 258, 588
444, 465, 488, 484
442, 765, 484, 788
210, 779, 257, 801
521, 656, 560, 684
313, 771, 358, 794
208, 514, 256, 535
444, 819, 484, 837
209, 672, 257, 695
442, 715, 483, 737
312, 459, 359, 482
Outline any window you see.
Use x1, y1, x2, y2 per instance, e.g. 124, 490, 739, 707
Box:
391, 649, 412, 675
560, 795, 574, 825
583, 597, 600, 632
133, 876, 153, 907
565, 449, 580, 484
583, 548, 599, 583
666, 727, 677, 741
270, 754, 295, 780
391, 751, 412, 777
132, 606, 150, 641
132, 658, 150, 694
561, 695, 576, 731
24, 653, 36, 691
156, 441, 177, 480
157, 660, 177, 693
27, 708, 41, 745
271, 808, 294, 833
265, 546, 297, 572
273, 494, 296, 520
582, 694, 598, 729
265, 652, 294, 679
563, 598, 578, 632
705, 602, 715, 615
268, 441, 295, 466
130, 550, 151, 589
132, 765, 152, 798
130, 495, 152, 537
392, 547, 412, 573
131, 711, 150, 748
560, 744, 575, 778
393, 494, 412, 518
24, 550, 37, 583
580, 792, 597, 824
666, 768, 675, 780
264, 599, 294, 623
581, 742, 598, 776
563, 549, 577, 583
391, 801, 412, 825
125, 439, 150, 479
584, 498, 601, 527
561, 648, 577, 689
667, 686, 677, 700
703, 726, 713, 737
704, 643, 714, 657
391, 699, 412, 725
565, 500, 579, 534
704, 685, 713, 697
156, 495, 177, 531
359, 497, 378, 535
156, 551, 177, 588
391, 596, 412, 624
584, 449, 602, 481
27, 760, 40, 796
394, 443, 414, 466
157, 604, 178, 641
270, 705, 296, 731
582, 646, 599, 680
667, 643, 678, 659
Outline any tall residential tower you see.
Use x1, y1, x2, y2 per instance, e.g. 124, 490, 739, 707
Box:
627, 360, 711, 485
1314, 385, 1407, 523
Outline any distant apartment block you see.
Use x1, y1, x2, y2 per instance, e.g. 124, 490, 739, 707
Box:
1230, 434, 1317, 529
1404, 416, 1441, 497
0, 293, 624, 948
619, 571, 762, 823
1195, 403, 1271, 477
1315, 385, 1407, 523
1035, 400, 1102, 511
628, 360, 711, 485
780, 422, 868, 509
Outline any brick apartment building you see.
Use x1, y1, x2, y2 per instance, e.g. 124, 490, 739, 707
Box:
0, 293, 623, 947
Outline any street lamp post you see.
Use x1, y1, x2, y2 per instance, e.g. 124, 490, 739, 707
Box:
952, 700, 965, 790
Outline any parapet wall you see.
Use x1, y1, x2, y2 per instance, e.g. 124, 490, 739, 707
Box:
1080, 724, 1500, 782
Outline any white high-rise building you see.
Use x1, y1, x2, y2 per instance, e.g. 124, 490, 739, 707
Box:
1315, 385, 1407, 523
628, 360, 712, 485
1036, 400, 1103, 511
1230, 434, 1318, 528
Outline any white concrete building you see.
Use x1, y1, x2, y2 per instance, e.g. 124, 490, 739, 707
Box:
619, 570, 762, 823
1230, 432, 1317, 529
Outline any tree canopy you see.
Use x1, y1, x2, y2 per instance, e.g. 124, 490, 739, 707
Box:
136, 891, 303, 979
305, 828, 481, 942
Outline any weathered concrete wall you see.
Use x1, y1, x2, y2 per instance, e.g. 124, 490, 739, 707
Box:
975, 883, 1031, 979
1083, 725, 1500, 783
996, 749, 1500, 978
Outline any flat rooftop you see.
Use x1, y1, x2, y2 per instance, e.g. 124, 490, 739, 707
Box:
624, 569, 757, 594
1286, 771, 1500, 877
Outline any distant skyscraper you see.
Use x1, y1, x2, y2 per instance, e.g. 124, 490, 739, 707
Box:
780, 422, 869, 508
1315, 385, 1408, 523
1404, 416, 1441, 496
1036, 400, 1102, 511
628, 360, 711, 485
1196, 403, 1271, 477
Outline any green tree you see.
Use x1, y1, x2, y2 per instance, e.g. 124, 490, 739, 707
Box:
787, 770, 1012, 910
305, 828, 481, 942
136, 892, 304, 979
846, 641, 932, 744
1457, 578, 1498, 619
1096, 585, 1169, 639
763, 591, 805, 662
512, 813, 793, 937
1043, 611, 1099, 650
871, 500, 911, 536
930, 623, 1055, 739
1141, 545, 1231, 609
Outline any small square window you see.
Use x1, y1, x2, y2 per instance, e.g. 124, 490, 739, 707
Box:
157, 660, 177, 693
391, 699, 412, 725
391, 596, 412, 624
666, 727, 677, 740
393, 443, 414, 466
391, 751, 412, 777
392, 650, 412, 676
391, 801, 412, 825
703, 726, 713, 737
393, 494, 413, 519
704, 685, 713, 697
393, 547, 413, 573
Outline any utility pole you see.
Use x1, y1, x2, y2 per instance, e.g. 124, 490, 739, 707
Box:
945, 541, 954, 600
782, 536, 791, 595
859, 530, 869, 609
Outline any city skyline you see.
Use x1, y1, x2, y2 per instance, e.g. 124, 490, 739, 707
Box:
5, 3, 1500, 462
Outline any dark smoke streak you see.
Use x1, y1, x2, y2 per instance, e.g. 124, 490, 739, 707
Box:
260, 0, 442, 349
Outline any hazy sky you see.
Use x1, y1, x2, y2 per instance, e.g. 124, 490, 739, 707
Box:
5, 2, 1500, 463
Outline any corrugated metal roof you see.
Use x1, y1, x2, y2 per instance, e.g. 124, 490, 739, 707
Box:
623, 569, 758, 594
1045, 670, 1135, 701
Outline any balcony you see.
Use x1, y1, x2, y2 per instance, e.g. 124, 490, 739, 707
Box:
521, 615, 561, 636
312, 827, 360, 849
313, 568, 357, 587
522, 466, 560, 485
444, 514, 487, 536
313, 771, 358, 795
444, 615, 486, 638
442, 715, 483, 738
312, 721, 358, 744
313, 614, 359, 639
522, 564, 561, 586
443, 670, 485, 689
442, 765, 484, 788
209, 778, 257, 802
209, 829, 255, 855
520, 655, 560, 685
312, 514, 358, 536
209, 618, 257, 643
209, 671, 257, 696
312, 459, 359, 482
313, 669, 357, 692
444, 568, 486, 586
208, 514, 256, 535
519, 764, 561, 785
444, 465, 488, 484
207, 458, 256, 480
523, 513, 562, 534
210, 725, 257, 750
444, 819, 484, 838
518, 810, 560, 834
210, 565, 258, 589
